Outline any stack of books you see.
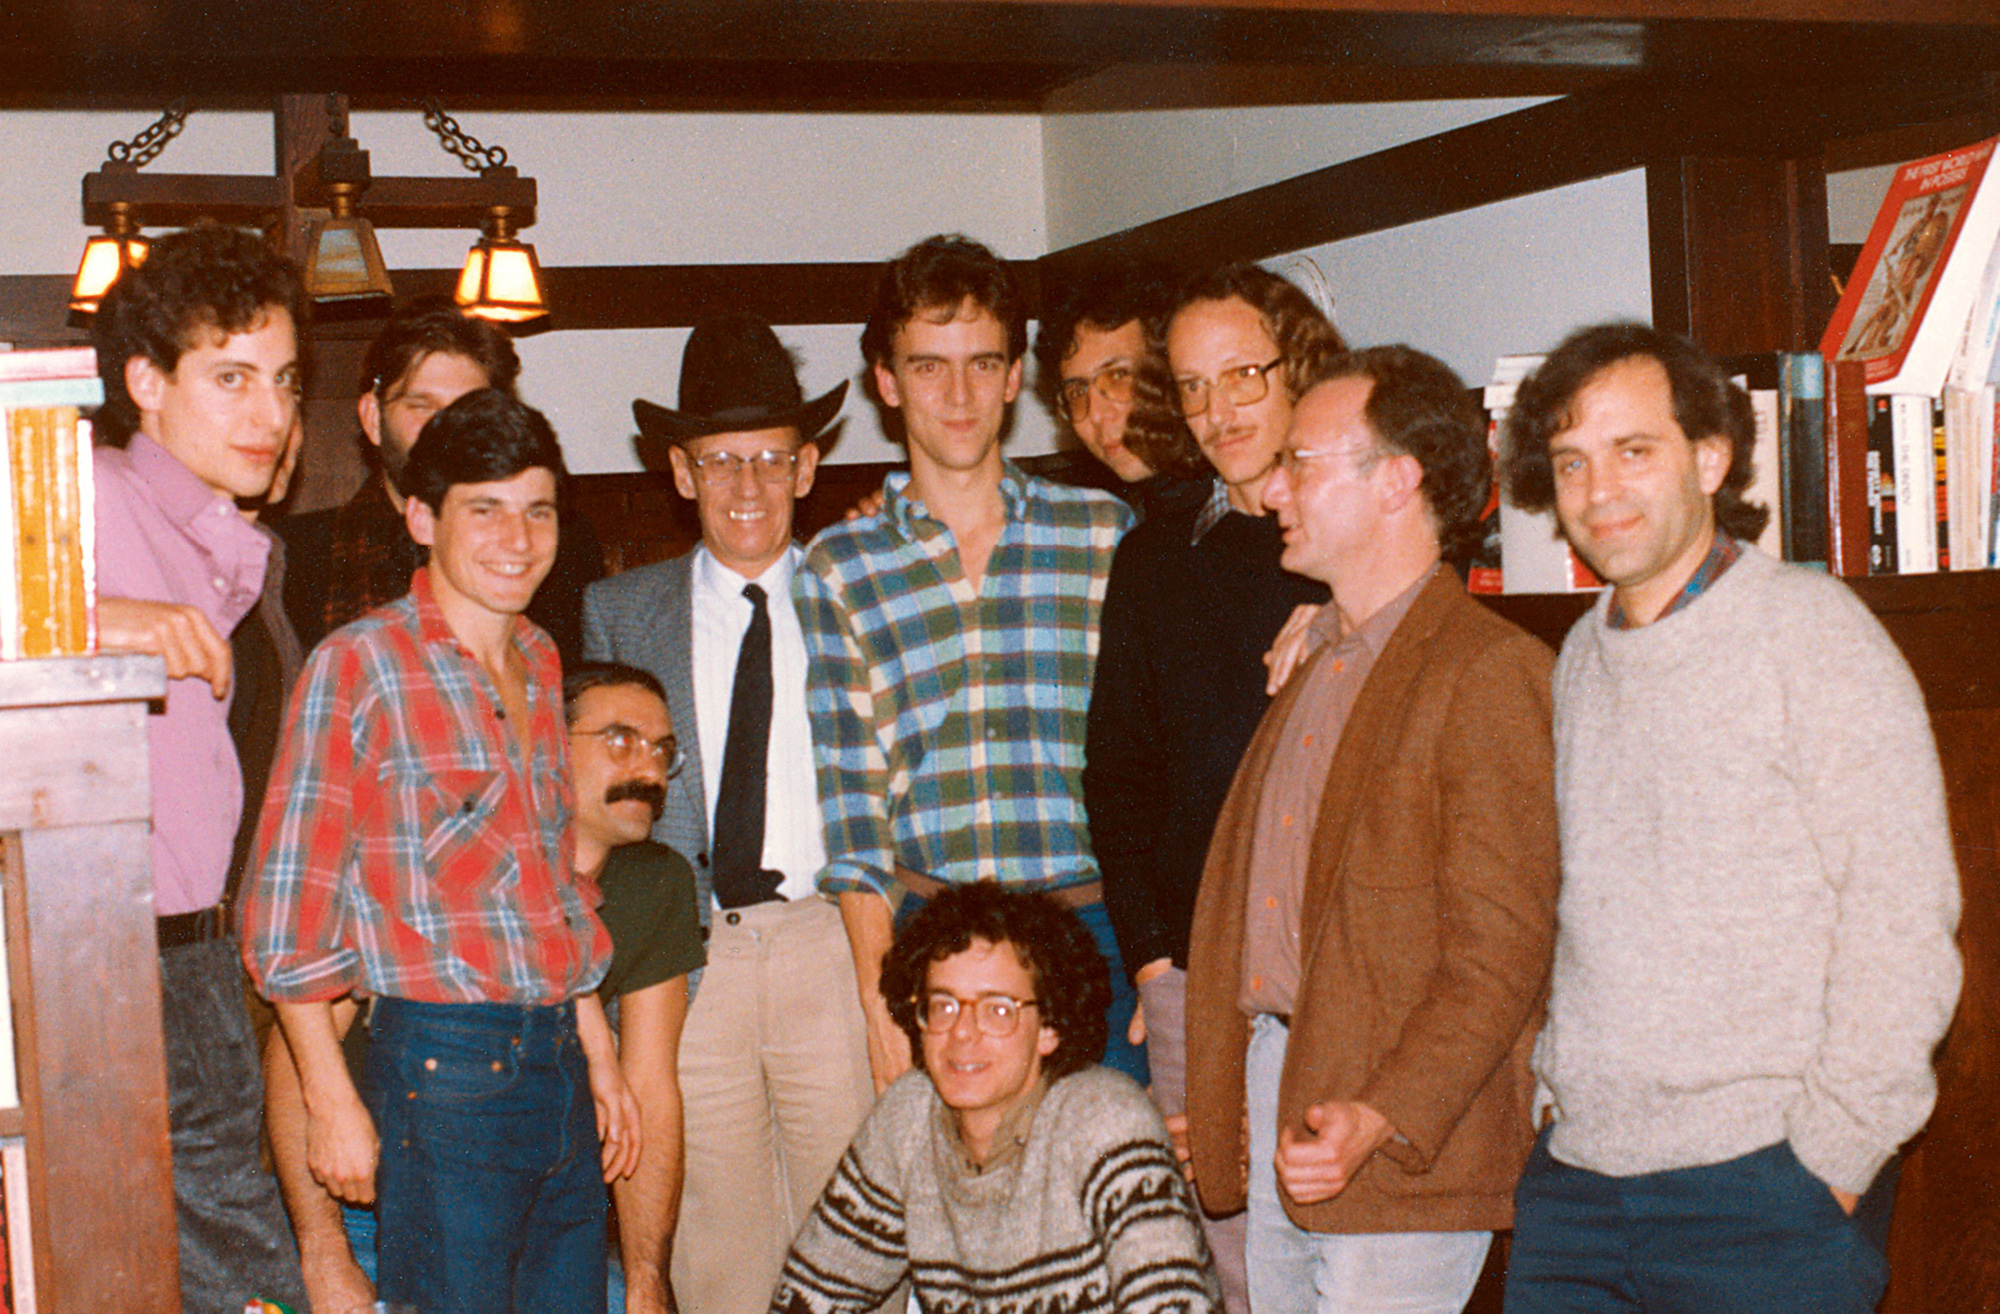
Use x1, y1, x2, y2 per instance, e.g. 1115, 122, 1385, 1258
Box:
1, 346, 100, 659
1821, 134, 2000, 575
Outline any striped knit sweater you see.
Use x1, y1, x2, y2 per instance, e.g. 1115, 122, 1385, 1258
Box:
771, 1066, 1219, 1314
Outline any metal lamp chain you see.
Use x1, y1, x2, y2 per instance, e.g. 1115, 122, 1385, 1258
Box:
107, 100, 189, 167
422, 99, 509, 173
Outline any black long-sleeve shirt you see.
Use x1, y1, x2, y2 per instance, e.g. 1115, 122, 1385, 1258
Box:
1084, 497, 1327, 981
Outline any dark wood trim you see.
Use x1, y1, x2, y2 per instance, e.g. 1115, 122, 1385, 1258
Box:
1038, 74, 1989, 285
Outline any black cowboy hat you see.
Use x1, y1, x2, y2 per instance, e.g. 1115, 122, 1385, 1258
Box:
632, 312, 848, 467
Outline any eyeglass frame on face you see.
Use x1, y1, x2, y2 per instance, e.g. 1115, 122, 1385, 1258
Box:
1057, 362, 1137, 425
917, 991, 1042, 1037
685, 447, 801, 485
1275, 441, 1389, 479
569, 722, 685, 777
1175, 355, 1287, 418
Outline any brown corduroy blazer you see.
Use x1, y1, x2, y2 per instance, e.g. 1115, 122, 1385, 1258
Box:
1184, 568, 1559, 1235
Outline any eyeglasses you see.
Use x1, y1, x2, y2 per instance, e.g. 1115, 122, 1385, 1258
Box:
1175, 356, 1286, 417
917, 992, 1041, 1037
570, 723, 685, 777
1275, 444, 1386, 477
1057, 363, 1136, 424
687, 449, 799, 484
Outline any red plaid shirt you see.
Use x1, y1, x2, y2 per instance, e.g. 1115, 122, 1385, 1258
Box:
241, 567, 611, 1005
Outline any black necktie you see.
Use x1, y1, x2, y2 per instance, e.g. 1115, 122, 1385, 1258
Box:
712, 582, 781, 908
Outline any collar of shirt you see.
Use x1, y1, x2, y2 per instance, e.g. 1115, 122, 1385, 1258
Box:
406, 564, 555, 709
1606, 534, 1742, 630
1308, 561, 1440, 664
938, 1074, 1049, 1176
692, 540, 800, 611
1189, 477, 1236, 546
127, 430, 272, 612
884, 459, 1031, 539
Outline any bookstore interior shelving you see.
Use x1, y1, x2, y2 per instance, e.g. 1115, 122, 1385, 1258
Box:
2, 3, 2000, 1310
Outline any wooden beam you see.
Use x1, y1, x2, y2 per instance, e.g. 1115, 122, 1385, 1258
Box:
1039, 72, 1988, 288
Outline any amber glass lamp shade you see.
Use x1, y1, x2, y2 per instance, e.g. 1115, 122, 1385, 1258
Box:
303, 211, 393, 306
69, 233, 150, 314
456, 234, 547, 324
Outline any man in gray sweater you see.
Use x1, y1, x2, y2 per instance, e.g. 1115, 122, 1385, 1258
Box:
1497, 321, 1962, 1313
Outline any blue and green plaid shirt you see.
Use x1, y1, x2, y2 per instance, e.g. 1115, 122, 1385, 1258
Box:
795, 461, 1133, 898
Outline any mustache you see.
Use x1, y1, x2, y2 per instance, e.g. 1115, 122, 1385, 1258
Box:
605, 779, 667, 819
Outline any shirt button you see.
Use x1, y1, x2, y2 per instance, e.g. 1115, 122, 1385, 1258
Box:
211, 577, 227, 591
1250, 975, 1263, 991
1281, 814, 1294, 829
461, 798, 476, 813
1302, 734, 1314, 747
725, 911, 741, 926
1331, 660, 1345, 674
1265, 896, 1278, 910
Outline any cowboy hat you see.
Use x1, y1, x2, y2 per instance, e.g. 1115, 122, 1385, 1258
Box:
632, 313, 847, 467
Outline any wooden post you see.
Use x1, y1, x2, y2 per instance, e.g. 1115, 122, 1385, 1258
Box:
1646, 152, 1835, 356
0, 655, 175, 1314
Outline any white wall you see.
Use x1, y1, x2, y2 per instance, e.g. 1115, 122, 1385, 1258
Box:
1, 108, 1058, 471
1275, 170, 1654, 386
1042, 99, 1553, 249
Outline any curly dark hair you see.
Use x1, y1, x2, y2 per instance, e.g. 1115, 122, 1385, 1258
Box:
1301, 346, 1492, 559
880, 883, 1110, 1084
361, 296, 521, 400
1032, 258, 1206, 480
401, 387, 568, 515
1499, 321, 1770, 544
91, 222, 306, 445
860, 233, 1028, 370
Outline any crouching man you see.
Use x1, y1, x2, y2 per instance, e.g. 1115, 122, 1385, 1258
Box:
771, 883, 1220, 1314
242, 388, 639, 1314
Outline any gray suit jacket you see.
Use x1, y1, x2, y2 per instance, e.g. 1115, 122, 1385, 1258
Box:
581, 549, 715, 929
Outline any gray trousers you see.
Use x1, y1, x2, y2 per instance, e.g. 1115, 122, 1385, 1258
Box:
161, 936, 305, 1314
1141, 965, 1251, 1314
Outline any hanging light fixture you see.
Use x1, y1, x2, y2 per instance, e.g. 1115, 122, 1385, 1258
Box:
70, 202, 149, 314
69, 102, 187, 316
301, 130, 393, 309
456, 207, 548, 324
426, 101, 549, 325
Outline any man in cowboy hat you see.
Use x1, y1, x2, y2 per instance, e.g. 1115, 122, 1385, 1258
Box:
582, 312, 874, 1314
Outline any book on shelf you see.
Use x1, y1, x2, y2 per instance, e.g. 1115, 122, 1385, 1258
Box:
1867, 395, 1899, 574
1821, 134, 2000, 398
0, 349, 100, 661
1825, 359, 1873, 576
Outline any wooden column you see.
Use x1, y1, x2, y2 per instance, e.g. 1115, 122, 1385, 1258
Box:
0, 655, 176, 1313
1646, 153, 1835, 356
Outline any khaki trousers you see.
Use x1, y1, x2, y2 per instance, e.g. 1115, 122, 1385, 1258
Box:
672, 896, 876, 1314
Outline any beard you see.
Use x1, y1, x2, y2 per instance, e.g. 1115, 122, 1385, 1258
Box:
605, 778, 666, 821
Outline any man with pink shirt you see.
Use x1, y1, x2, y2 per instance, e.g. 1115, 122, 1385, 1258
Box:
90, 223, 308, 1312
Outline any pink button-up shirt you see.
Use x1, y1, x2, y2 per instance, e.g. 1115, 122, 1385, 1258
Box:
95, 434, 270, 915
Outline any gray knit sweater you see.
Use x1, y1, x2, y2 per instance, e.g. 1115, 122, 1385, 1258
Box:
770, 1066, 1219, 1314
1534, 546, 1961, 1196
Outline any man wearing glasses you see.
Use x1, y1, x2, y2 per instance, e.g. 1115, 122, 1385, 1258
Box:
565, 661, 707, 1314
1032, 260, 1209, 521
1184, 346, 1559, 1314
582, 313, 875, 1314
772, 882, 1219, 1314
1083, 263, 1340, 1314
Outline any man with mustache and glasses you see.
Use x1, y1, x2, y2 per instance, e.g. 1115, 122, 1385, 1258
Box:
566, 661, 708, 1314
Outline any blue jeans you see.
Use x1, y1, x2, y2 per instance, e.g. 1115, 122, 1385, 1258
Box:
898, 891, 1148, 1085
1505, 1128, 1895, 1313
161, 937, 307, 1314
365, 998, 607, 1314
346, 1198, 632, 1307
1245, 1014, 1490, 1314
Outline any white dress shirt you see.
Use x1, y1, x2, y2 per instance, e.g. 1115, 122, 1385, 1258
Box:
691, 544, 826, 905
